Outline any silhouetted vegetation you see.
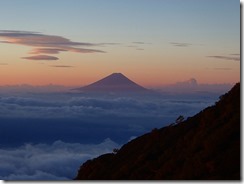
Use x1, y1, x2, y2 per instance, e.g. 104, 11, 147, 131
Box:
75, 83, 240, 180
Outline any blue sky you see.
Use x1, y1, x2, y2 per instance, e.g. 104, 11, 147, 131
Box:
1, 0, 238, 42
0, 0, 240, 86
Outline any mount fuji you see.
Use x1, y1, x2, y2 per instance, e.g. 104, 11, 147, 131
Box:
74, 73, 149, 93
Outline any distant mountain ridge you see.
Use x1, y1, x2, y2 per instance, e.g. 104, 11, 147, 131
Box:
75, 83, 240, 180
74, 73, 149, 93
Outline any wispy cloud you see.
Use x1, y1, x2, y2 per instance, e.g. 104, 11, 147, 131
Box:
230, 53, 240, 56
170, 42, 192, 47
98, 42, 120, 46
126, 41, 150, 51
136, 48, 144, 51
22, 55, 59, 61
30, 47, 105, 55
207, 55, 240, 61
50, 65, 73, 68
0, 30, 96, 47
30, 48, 68, 54
214, 68, 232, 70
132, 41, 151, 45
0, 30, 105, 61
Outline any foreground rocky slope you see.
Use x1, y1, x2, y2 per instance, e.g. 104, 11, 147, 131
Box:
75, 83, 240, 180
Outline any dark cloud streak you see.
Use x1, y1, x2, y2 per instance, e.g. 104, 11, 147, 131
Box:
132, 41, 151, 44
230, 53, 240, 56
30, 48, 67, 54
207, 55, 240, 61
0, 30, 106, 61
22, 55, 59, 61
0, 30, 95, 47
170, 42, 192, 47
214, 68, 232, 70
50, 65, 73, 68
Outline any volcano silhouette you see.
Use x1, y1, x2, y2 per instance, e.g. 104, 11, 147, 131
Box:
75, 73, 148, 93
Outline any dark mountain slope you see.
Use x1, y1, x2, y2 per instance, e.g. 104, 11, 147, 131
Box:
75, 83, 240, 180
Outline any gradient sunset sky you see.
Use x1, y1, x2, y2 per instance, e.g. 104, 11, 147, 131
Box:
0, 0, 240, 87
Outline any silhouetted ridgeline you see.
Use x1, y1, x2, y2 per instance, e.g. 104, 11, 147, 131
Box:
74, 73, 149, 93
75, 83, 240, 180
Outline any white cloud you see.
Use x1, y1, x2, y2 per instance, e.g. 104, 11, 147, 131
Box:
0, 139, 119, 180
0, 94, 215, 119
0, 30, 105, 61
0, 89, 224, 180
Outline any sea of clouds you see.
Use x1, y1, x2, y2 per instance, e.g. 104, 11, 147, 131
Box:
0, 88, 223, 180
0, 92, 217, 119
0, 138, 119, 180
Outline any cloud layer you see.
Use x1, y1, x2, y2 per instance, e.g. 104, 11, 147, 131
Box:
0, 94, 215, 119
0, 91, 219, 147
0, 89, 224, 180
0, 139, 119, 180
0, 30, 105, 60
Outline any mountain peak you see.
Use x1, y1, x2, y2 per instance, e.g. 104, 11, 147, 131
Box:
75, 73, 148, 93
103, 73, 130, 84
111, 72, 123, 76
